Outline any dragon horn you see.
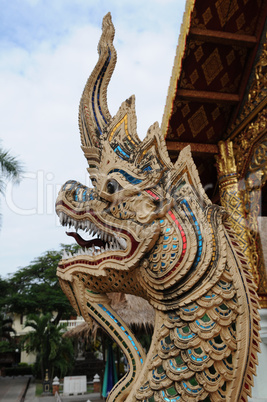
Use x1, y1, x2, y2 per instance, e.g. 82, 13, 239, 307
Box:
79, 13, 117, 167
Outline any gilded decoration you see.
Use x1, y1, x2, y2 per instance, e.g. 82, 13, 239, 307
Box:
218, 116, 267, 307
161, 0, 196, 136
215, 0, 239, 27
227, 39, 267, 141
236, 122, 267, 306
187, 105, 208, 137
221, 35, 267, 307
56, 14, 260, 401
191, 0, 260, 35
201, 48, 223, 86
215, 142, 255, 275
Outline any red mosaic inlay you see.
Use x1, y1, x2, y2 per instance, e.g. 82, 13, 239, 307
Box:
145, 189, 160, 200
156, 210, 188, 281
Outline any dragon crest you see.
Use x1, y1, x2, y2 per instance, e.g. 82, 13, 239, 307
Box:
56, 13, 260, 401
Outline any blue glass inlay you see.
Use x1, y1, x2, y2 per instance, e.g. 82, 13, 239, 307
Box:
181, 199, 203, 269
208, 339, 226, 351
161, 390, 181, 401
188, 349, 208, 362
82, 190, 87, 201
160, 340, 174, 352
152, 369, 166, 381
222, 359, 233, 371
143, 166, 152, 172
114, 146, 130, 159
108, 169, 142, 184
183, 305, 198, 312
169, 360, 187, 372
176, 328, 196, 340
196, 319, 215, 329
74, 184, 84, 201
98, 304, 143, 364
215, 307, 230, 316
168, 314, 180, 321
204, 294, 215, 299
182, 381, 202, 394
63, 180, 77, 191
91, 49, 111, 136
218, 281, 232, 290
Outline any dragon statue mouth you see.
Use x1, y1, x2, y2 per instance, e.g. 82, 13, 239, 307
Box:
59, 210, 128, 257
56, 191, 159, 272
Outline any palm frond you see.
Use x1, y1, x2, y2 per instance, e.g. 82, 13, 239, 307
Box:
0, 143, 24, 194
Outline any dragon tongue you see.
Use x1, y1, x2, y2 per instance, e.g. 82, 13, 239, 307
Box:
66, 231, 106, 248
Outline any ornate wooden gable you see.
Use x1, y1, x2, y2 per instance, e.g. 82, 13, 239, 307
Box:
163, 0, 267, 307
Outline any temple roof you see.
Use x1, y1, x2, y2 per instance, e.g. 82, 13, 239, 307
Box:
162, 0, 267, 201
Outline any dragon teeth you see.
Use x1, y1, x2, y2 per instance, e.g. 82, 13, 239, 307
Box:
61, 240, 126, 261
59, 212, 128, 258
115, 235, 127, 250
59, 212, 64, 224
62, 250, 68, 259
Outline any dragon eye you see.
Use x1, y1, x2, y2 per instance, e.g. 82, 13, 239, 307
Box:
106, 179, 120, 194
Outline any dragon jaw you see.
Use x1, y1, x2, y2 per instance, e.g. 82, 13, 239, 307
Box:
56, 179, 161, 277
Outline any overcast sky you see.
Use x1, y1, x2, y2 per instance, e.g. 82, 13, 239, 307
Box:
0, 0, 186, 278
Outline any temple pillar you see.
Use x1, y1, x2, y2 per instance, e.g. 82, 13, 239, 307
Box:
215, 141, 254, 272
217, 138, 267, 400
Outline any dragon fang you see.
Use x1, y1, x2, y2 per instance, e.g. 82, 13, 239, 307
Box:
56, 13, 260, 402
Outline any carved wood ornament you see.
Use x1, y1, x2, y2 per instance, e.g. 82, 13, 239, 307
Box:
56, 14, 260, 402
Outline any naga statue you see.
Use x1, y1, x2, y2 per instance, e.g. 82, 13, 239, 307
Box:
56, 13, 260, 402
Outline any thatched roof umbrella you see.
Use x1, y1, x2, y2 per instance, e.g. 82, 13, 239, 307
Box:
64, 294, 155, 341
64, 294, 155, 381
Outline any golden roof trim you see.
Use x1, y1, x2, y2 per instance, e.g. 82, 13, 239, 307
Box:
161, 0, 196, 138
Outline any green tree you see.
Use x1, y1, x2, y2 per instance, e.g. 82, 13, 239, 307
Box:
0, 141, 23, 224
0, 278, 16, 353
22, 313, 74, 380
0, 313, 16, 353
0, 276, 12, 312
6, 244, 79, 323
0, 314, 15, 341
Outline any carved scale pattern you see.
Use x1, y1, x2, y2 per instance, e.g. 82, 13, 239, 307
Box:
56, 13, 260, 402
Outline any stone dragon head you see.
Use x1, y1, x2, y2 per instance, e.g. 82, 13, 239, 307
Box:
56, 13, 260, 402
